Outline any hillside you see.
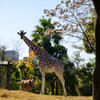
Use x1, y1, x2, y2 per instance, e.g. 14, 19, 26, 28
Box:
0, 89, 92, 100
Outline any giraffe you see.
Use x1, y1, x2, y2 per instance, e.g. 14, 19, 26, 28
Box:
17, 30, 67, 96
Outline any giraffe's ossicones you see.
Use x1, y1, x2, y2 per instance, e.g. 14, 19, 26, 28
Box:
17, 30, 26, 39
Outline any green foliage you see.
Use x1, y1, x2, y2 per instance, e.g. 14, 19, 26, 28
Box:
53, 45, 67, 60
64, 61, 78, 96
72, 51, 84, 68
9, 63, 21, 90
17, 60, 32, 80
32, 18, 68, 60
40, 18, 53, 30
83, 14, 95, 53
76, 60, 94, 96
32, 78, 42, 94
0, 46, 6, 61
52, 34, 62, 45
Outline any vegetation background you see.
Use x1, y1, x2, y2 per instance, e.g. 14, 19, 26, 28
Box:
0, 0, 96, 99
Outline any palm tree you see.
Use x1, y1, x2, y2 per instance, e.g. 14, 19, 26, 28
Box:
31, 18, 77, 95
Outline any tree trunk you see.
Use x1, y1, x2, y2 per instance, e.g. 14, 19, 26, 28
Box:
92, 1, 100, 100
6, 65, 10, 89
93, 18, 100, 100
56, 82, 58, 95
51, 82, 54, 95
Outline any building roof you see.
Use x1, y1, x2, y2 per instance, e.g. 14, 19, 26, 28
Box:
0, 61, 12, 65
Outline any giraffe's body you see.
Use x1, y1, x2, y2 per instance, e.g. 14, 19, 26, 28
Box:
18, 30, 67, 96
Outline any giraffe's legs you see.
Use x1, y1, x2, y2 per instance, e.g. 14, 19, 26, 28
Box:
55, 71, 67, 96
40, 70, 45, 95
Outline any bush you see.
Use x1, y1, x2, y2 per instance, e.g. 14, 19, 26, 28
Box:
32, 78, 42, 94
79, 85, 92, 96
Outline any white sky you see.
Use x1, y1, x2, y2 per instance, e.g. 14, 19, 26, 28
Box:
0, 0, 95, 62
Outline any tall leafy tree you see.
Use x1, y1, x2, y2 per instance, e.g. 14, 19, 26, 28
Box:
43, 0, 95, 52
32, 18, 67, 60
32, 18, 78, 95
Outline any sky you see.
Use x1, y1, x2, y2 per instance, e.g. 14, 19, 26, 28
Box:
0, 0, 95, 62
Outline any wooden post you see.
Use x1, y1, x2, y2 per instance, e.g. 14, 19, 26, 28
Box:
6, 61, 12, 90
1, 65, 4, 88
1, 65, 7, 89
6, 62, 10, 89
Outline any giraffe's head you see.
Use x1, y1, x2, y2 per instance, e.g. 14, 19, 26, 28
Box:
17, 30, 26, 39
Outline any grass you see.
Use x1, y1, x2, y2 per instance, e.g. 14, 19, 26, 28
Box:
0, 89, 92, 100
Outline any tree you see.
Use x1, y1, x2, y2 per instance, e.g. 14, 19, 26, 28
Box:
76, 60, 94, 96
92, 0, 100, 100
32, 18, 67, 95
17, 60, 32, 80
10, 40, 23, 58
0, 45, 21, 90
0, 45, 7, 89
83, 13, 95, 53
43, 0, 95, 53
26, 51, 35, 69
72, 51, 84, 68
64, 61, 78, 95
9, 62, 20, 90
32, 18, 78, 95
0, 45, 6, 61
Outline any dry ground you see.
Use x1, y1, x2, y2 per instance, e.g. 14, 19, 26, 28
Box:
0, 89, 92, 100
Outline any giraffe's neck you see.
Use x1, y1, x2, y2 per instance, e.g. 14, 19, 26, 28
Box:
23, 36, 48, 59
